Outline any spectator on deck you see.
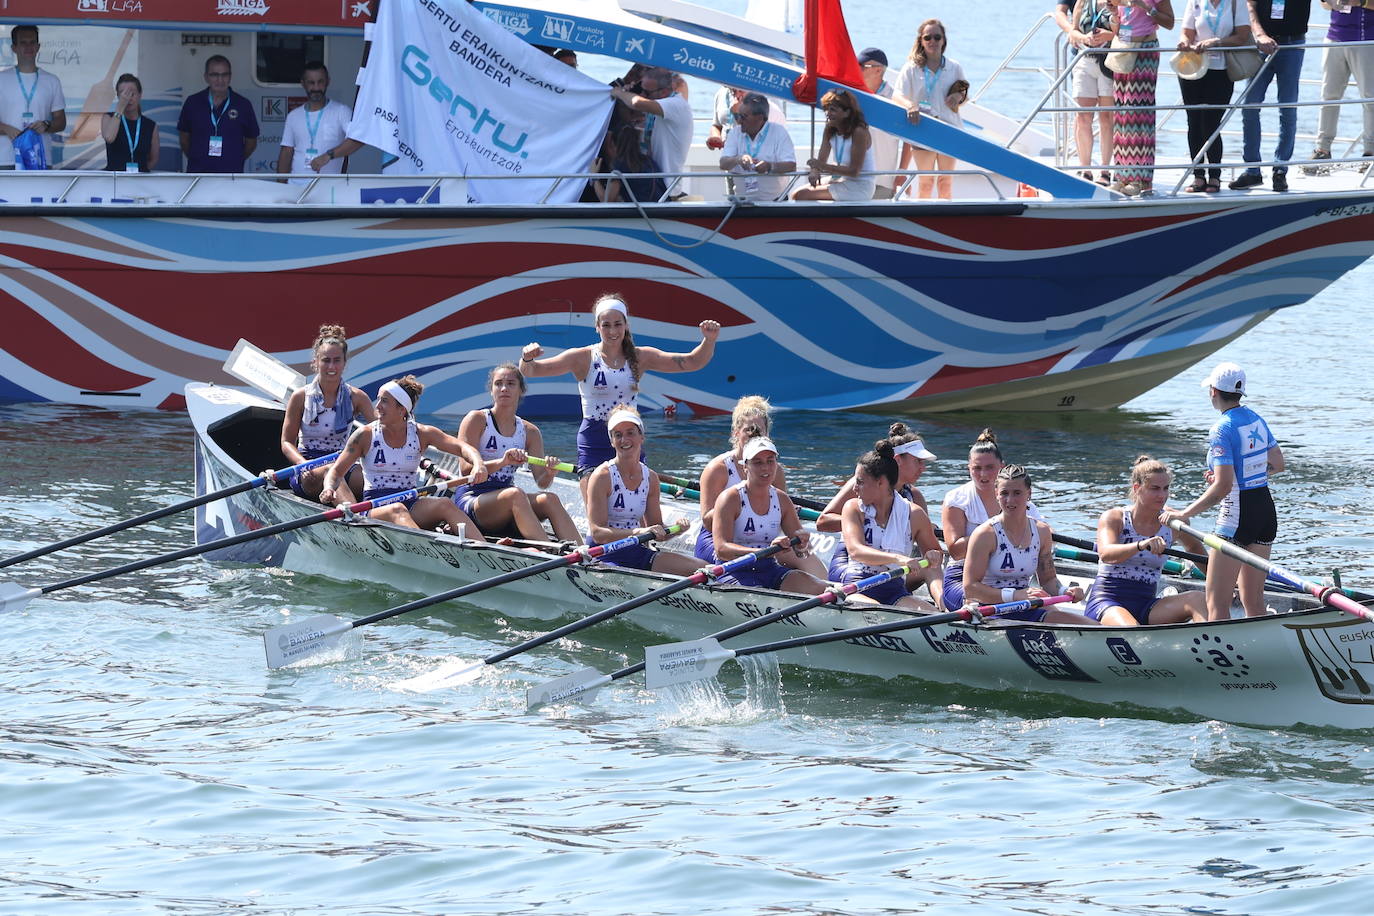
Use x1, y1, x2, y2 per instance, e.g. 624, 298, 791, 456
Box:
611, 66, 692, 198
1310, 1, 1374, 167
895, 19, 969, 199
555, 48, 579, 69
1176, 0, 1251, 192
794, 88, 876, 201
1108, 0, 1175, 197
720, 92, 796, 201
1229, 0, 1311, 192
0, 25, 66, 169
276, 61, 357, 185
858, 47, 903, 197
101, 73, 158, 173
177, 55, 259, 173
1059, 1, 1118, 185
707, 86, 789, 150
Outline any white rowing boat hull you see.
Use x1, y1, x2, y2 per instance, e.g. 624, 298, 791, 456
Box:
188, 384, 1374, 729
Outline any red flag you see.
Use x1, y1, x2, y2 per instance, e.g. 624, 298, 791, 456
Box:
791, 0, 868, 104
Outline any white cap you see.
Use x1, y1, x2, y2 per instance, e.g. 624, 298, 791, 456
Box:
606, 407, 643, 431
741, 436, 778, 461
894, 439, 936, 460
1201, 362, 1246, 395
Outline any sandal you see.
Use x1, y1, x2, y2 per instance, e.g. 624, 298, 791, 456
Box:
1185, 178, 1208, 193
1097, 170, 1112, 186
1205, 180, 1221, 193
1079, 170, 1095, 182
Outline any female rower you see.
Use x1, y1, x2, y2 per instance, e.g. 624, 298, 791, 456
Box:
793, 88, 876, 201
453, 363, 580, 545
585, 405, 698, 575
319, 375, 488, 533
279, 323, 376, 502
939, 429, 1045, 611
819, 421, 935, 532
836, 440, 944, 611
712, 436, 828, 595
693, 395, 790, 562
963, 465, 1093, 624
1086, 455, 1205, 626
1163, 362, 1283, 620
519, 294, 720, 497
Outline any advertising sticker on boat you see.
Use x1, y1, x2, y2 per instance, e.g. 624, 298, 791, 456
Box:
1006, 630, 1097, 682
1287, 619, 1374, 704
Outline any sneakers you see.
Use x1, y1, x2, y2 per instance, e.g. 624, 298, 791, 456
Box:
1272, 170, 1288, 192
1302, 148, 1332, 176
1228, 171, 1263, 190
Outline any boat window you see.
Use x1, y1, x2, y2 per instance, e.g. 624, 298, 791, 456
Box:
254, 33, 326, 86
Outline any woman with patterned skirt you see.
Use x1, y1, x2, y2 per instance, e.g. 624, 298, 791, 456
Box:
1109, 0, 1175, 195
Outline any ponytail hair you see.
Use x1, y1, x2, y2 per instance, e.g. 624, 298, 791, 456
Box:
1130, 454, 1171, 489
395, 373, 423, 410
312, 323, 348, 359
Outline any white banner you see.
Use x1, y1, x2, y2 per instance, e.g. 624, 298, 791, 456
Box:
349, 0, 612, 203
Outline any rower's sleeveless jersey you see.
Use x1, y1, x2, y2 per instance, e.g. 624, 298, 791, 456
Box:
473, 410, 526, 491
606, 460, 651, 529
943, 480, 1044, 537
732, 481, 782, 549
847, 493, 914, 578
298, 379, 357, 455
980, 519, 1041, 590
718, 452, 743, 487
578, 347, 637, 421
1097, 506, 1170, 584
829, 481, 919, 577
362, 420, 421, 491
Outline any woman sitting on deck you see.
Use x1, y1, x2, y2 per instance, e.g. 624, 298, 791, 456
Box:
585, 405, 698, 575
962, 464, 1092, 624
1084, 455, 1206, 625
793, 89, 876, 201
319, 375, 487, 534
278, 323, 375, 503
453, 363, 580, 546
834, 439, 945, 611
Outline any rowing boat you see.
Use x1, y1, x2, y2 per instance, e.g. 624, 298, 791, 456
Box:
189, 382, 1374, 729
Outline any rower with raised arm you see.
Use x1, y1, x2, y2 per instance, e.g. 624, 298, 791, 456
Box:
1084, 455, 1206, 625
694, 396, 790, 561
939, 429, 1045, 611
963, 465, 1093, 624
1162, 362, 1284, 620
452, 362, 579, 545
320, 374, 488, 534
519, 293, 719, 500
712, 436, 828, 595
585, 405, 698, 575
279, 324, 375, 503
835, 439, 944, 611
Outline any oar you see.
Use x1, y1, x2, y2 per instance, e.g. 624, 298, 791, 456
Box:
262, 522, 688, 668
0, 475, 470, 614
0, 452, 341, 570
398, 539, 796, 692
528, 562, 918, 707
643, 594, 1076, 689
1166, 519, 1374, 623
1048, 539, 1197, 580
1049, 530, 1205, 579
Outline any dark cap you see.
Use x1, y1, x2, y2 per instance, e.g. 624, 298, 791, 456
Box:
857, 47, 888, 67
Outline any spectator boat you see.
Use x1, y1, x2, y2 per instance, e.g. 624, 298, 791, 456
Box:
5, 0, 1374, 418
188, 381, 1374, 730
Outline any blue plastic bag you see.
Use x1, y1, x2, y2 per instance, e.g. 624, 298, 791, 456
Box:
14, 129, 47, 171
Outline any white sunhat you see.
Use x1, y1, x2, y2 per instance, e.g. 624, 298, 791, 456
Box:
1172, 50, 1206, 80
741, 436, 779, 461
1201, 362, 1246, 395
894, 438, 936, 460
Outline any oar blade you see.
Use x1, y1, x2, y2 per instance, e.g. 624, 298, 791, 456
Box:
0, 582, 41, 613
644, 637, 734, 689
392, 659, 486, 692
263, 614, 352, 668
526, 668, 611, 709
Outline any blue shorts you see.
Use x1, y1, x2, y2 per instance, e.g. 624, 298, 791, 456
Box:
453, 479, 512, 517
289, 447, 337, 498
940, 564, 965, 612
694, 525, 716, 562
839, 567, 910, 606
719, 555, 791, 591
1084, 577, 1158, 625
826, 544, 850, 581
585, 535, 658, 571
362, 486, 417, 511
999, 604, 1053, 623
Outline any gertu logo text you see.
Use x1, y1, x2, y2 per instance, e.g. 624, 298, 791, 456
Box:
400, 45, 529, 155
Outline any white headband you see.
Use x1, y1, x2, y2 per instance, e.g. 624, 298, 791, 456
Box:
594, 299, 629, 319
606, 407, 643, 431
379, 380, 413, 414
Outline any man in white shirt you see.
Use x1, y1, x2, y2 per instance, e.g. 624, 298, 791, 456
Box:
0, 25, 66, 169
611, 66, 692, 196
720, 92, 796, 201
858, 48, 901, 198
276, 61, 358, 184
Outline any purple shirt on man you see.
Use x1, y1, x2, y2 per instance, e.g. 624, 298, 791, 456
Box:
176, 87, 259, 173
1329, 7, 1374, 42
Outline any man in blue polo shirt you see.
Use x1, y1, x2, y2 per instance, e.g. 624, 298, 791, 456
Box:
177, 55, 259, 173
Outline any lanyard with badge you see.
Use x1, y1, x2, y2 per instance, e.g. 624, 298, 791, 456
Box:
207, 91, 230, 158
14, 68, 37, 124
921, 63, 942, 113
1272, 0, 1286, 19
1203, 0, 1225, 38
120, 115, 142, 172
741, 122, 770, 195
304, 105, 324, 157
